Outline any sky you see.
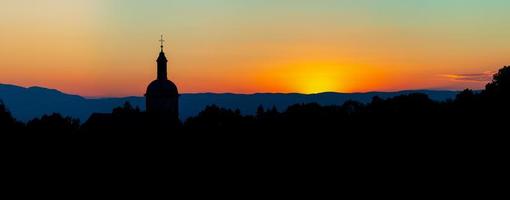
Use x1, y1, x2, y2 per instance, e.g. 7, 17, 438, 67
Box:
0, 0, 509, 97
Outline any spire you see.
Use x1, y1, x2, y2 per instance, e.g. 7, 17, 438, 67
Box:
157, 35, 168, 80
159, 34, 165, 52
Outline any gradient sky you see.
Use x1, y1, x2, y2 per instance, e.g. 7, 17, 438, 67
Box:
1, 0, 509, 97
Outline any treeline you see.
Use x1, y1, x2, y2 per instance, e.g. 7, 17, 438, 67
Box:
1, 66, 509, 136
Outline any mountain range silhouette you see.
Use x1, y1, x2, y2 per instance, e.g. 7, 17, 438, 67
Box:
0, 83, 458, 122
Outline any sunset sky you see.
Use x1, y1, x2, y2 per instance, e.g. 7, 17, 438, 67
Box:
1, 0, 509, 97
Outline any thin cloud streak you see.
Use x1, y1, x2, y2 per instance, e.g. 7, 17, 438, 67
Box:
441, 71, 494, 82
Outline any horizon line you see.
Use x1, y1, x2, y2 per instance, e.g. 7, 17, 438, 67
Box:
0, 82, 463, 99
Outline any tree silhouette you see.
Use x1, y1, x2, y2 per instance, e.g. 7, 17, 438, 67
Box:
0, 100, 24, 134
184, 105, 253, 131
113, 101, 141, 114
485, 66, 510, 96
26, 113, 80, 135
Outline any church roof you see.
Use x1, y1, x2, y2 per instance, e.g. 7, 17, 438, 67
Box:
146, 79, 178, 97
157, 51, 167, 62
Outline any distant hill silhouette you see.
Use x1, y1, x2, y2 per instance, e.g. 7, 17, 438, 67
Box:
0, 83, 458, 122
0, 84, 143, 122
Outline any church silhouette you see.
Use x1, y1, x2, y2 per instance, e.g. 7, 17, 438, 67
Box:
145, 35, 179, 119
82, 36, 181, 132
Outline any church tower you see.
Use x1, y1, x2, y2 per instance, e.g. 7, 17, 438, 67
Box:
145, 35, 179, 120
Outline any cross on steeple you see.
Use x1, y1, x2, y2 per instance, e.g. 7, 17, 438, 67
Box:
159, 35, 165, 51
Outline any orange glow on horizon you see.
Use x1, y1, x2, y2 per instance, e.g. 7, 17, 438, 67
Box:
253, 60, 396, 94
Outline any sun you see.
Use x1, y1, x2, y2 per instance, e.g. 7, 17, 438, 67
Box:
287, 63, 349, 94
295, 70, 339, 94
